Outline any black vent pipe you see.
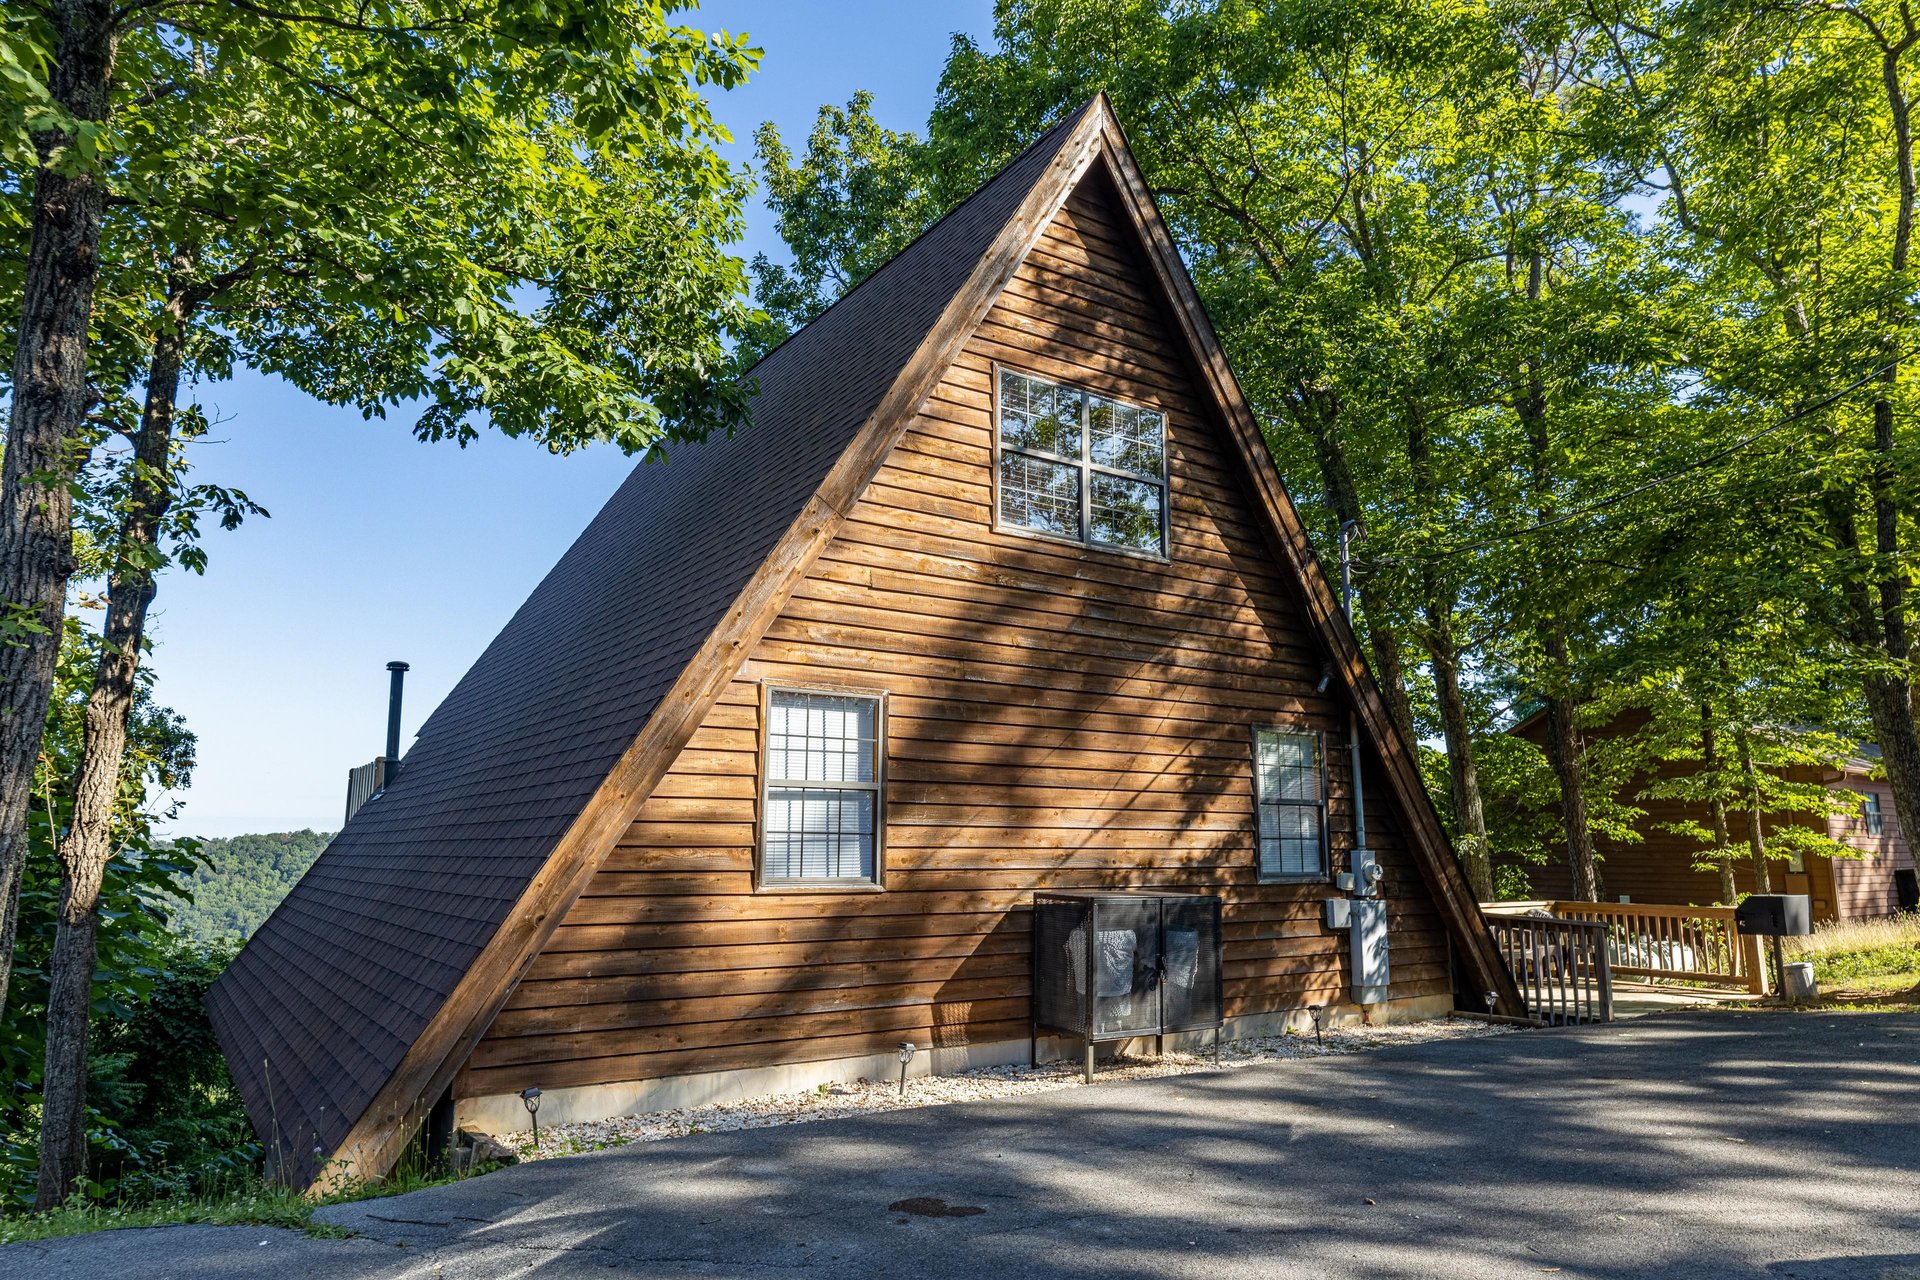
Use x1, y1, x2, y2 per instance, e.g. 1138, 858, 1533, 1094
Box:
383, 661, 409, 789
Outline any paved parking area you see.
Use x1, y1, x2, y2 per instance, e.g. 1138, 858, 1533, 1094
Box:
7, 1010, 1917, 1279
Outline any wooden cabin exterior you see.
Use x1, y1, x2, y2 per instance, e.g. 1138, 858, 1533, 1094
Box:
209, 98, 1517, 1190
455, 172, 1455, 1126
1502, 710, 1915, 922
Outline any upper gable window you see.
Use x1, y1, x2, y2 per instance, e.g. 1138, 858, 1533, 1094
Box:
995, 367, 1168, 557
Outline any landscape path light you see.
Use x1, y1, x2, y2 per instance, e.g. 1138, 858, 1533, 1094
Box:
521, 1086, 542, 1150
897, 1042, 917, 1097
1306, 1004, 1326, 1047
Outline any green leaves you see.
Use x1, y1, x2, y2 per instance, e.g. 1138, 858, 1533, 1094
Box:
4, 0, 764, 466
742, 92, 937, 363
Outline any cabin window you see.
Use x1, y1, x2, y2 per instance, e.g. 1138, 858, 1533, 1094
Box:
1862, 791, 1884, 836
1252, 728, 1327, 881
996, 367, 1167, 556
760, 688, 883, 887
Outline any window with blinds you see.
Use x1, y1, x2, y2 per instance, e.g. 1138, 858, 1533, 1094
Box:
1252, 728, 1327, 881
996, 366, 1168, 556
760, 688, 883, 886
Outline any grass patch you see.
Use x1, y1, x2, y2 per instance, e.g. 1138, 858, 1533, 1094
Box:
1786, 913, 1920, 964
0, 1184, 329, 1246
1783, 913, 1920, 1007
1813, 947, 1920, 985
0, 1160, 501, 1246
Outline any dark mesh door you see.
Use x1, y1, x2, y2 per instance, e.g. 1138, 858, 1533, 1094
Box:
1161, 895, 1223, 1032
1090, 898, 1161, 1038
1032, 895, 1092, 1036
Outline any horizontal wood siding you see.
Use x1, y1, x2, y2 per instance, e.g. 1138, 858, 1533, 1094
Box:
1827, 775, 1914, 919
460, 171, 1449, 1099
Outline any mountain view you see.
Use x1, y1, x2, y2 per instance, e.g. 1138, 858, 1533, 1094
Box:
163, 830, 332, 943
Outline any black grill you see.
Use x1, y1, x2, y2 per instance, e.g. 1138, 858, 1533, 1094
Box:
1031, 890, 1224, 1080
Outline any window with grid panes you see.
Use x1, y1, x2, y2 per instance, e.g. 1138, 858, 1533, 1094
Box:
760, 689, 882, 886
1252, 728, 1327, 881
996, 367, 1167, 555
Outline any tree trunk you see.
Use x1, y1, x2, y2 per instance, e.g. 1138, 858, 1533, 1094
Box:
1294, 390, 1415, 741
1402, 400, 1487, 895
1544, 683, 1598, 901
1426, 597, 1491, 900
34, 260, 189, 1209
1701, 712, 1737, 905
31, 852, 105, 1205
1851, 16, 1920, 907
1510, 246, 1597, 901
1860, 674, 1920, 879
0, 0, 119, 1024
1737, 727, 1771, 895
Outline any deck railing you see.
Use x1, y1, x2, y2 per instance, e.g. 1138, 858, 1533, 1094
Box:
1543, 901, 1766, 994
1483, 912, 1614, 1024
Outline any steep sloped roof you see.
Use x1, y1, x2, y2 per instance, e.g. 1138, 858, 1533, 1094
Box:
207, 101, 1103, 1190
210, 96, 1519, 1192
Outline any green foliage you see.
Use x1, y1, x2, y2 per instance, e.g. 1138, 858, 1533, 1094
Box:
3, 1, 767, 514
743, 91, 937, 362
160, 830, 332, 944
0, 1181, 333, 1246
0, 623, 249, 1210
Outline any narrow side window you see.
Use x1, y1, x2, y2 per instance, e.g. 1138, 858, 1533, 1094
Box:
1252, 728, 1327, 882
760, 689, 883, 887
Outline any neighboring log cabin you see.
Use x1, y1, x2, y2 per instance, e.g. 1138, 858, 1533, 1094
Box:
1502, 708, 1917, 922
208, 97, 1518, 1191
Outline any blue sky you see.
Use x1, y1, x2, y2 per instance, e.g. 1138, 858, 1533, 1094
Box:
153, 2, 1000, 836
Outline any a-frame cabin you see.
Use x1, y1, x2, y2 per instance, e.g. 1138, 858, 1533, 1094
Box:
209, 97, 1520, 1191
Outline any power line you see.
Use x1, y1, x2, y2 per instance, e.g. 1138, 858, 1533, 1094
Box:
1365, 352, 1909, 567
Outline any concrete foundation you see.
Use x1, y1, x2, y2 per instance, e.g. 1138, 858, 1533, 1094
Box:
454, 991, 1455, 1136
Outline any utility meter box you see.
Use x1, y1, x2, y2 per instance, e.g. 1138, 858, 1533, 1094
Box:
1350, 898, 1390, 1004
1351, 847, 1384, 898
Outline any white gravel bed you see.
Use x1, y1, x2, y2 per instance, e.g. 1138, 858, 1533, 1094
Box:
497, 1017, 1513, 1162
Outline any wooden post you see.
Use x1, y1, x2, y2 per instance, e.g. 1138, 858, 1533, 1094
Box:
1740, 929, 1768, 995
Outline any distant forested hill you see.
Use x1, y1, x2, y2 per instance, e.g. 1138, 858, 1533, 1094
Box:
164, 830, 332, 942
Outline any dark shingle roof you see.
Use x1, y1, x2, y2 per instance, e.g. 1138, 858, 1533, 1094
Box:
206, 103, 1096, 1188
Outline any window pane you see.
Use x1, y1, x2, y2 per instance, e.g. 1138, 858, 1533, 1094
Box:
999, 451, 1082, 539
1258, 803, 1323, 878
999, 369, 1082, 459
767, 691, 876, 783
1089, 472, 1164, 552
764, 788, 875, 881
1089, 396, 1164, 476
1255, 731, 1318, 803
1254, 729, 1323, 879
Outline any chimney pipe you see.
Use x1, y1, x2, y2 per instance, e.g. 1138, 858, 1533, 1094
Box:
384, 661, 409, 789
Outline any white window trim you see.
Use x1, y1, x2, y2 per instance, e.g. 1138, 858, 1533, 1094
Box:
1251, 725, 1330, 884
991, 362, 1170, 561
756, 683, 887, 891
1862, 791, 1885, 837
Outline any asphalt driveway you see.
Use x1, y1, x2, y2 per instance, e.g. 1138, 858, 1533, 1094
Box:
8, 1010, 1917, 1279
